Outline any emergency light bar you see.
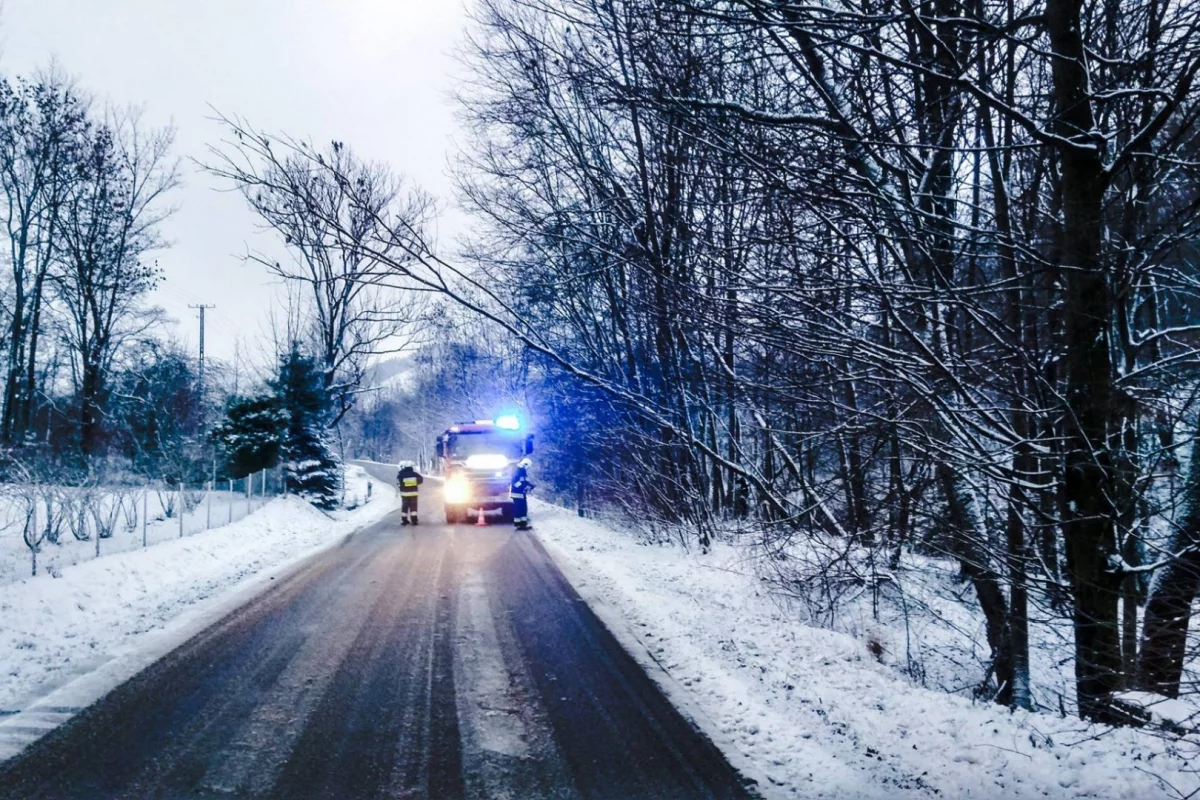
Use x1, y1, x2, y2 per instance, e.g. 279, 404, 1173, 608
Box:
494, 415, 521, 430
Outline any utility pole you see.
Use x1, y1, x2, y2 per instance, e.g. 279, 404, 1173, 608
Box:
189, 304, 215, 396
191, 304, 218, 517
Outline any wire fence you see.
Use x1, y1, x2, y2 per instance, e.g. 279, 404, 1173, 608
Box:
157, 466, 286, 542
1, 467, 289, 584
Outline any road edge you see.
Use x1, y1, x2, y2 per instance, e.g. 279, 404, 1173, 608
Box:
529, 525, 785, 800
0, 494, 397, 764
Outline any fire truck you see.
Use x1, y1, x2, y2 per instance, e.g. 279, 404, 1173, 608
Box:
436, 416, 533, 524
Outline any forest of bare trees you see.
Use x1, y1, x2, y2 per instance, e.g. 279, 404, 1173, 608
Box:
451, 0, 1200, 724
0, 70, 191, 472
455, 0, 1200, 726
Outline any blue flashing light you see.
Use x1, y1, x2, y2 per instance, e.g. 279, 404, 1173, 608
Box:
495, 415, 521, 431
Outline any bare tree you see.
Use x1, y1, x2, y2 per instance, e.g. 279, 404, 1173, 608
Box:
17, 492, 40, 577
54, 108, 178, 459
207, 124, 429, 425
0, 70, 89, 445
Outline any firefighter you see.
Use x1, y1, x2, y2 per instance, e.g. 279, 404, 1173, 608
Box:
510, 457, 535, 530
396, 460, 424, 525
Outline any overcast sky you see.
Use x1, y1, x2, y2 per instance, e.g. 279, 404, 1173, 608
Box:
0, 0, 469, 365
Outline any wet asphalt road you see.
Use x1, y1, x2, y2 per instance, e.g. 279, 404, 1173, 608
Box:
0, 466, 757, 800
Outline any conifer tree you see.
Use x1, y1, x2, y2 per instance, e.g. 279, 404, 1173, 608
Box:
211, 395, 286, 479
272, 347, 340, 509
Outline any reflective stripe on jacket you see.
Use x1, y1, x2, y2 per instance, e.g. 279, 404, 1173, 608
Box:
510, 475, 527, 499
397, 469, 423, 497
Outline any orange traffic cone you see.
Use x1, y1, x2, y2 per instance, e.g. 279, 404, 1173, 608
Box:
475, 507, 487, 527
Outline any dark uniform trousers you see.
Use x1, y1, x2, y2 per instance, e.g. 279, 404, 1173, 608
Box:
511, 494, 528, 527
511, 469, 533, 529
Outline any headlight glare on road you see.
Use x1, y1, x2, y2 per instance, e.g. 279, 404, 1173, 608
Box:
445, 475, 471, 504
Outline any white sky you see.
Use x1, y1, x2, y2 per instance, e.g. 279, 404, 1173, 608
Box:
0, 0, 469, 365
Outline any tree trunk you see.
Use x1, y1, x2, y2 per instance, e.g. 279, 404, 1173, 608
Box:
1007, 442, 1034, 710
939, 461, 1014, 701
3, 289, 26, 444
1047, 0, 1123, 723
1120, 532, 1141, 684
1138, 425, 1200, 697
80, 359, 104, 458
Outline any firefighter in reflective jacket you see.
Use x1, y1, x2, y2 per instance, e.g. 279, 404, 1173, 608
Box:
396, 460, 424, 525
511, 458, 535, 530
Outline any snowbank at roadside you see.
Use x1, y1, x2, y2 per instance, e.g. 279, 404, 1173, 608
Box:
0, 466, 394, 714
530, 499, 1200, 799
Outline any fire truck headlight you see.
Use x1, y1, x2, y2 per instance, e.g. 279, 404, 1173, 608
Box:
445, 475, 470, 504
465, 454, 508, 470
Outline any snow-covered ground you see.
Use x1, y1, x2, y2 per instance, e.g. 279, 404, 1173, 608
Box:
4, 469, 1196, 797
0, 466, 392, 720
529, 499, 1200, 799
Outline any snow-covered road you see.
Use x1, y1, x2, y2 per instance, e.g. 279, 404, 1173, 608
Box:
0, 479, 754, 799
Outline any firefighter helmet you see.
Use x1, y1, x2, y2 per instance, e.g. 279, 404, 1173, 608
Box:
518, 458, 532, 469
397, 459, 415, 469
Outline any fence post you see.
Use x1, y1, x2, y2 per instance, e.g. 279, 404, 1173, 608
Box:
228, 479, 234, 524
206, 480, 212, 529
179, 486, 185, 538
261, 469, 266, 503
209, 458, 216, 529
142, 490, 148, 548
31, 504, 38, 577
246, 476, 251, 517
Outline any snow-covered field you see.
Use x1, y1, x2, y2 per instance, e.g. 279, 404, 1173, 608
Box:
529, 499, 1200, 799
0, 466, 392, 719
